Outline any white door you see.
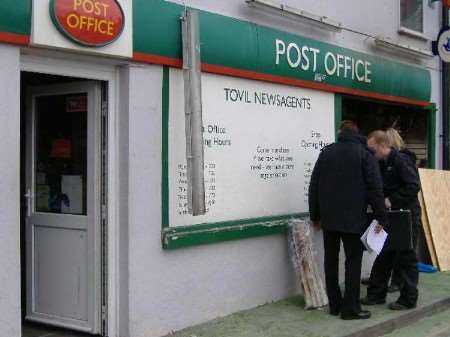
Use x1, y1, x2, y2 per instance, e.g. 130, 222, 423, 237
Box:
25, 82, 102, 334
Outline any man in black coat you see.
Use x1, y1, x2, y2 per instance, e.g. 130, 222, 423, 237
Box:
309, 121, 387, 320
362, 131, 420, 310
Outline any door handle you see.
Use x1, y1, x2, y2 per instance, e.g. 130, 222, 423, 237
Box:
24, 189, 32, 217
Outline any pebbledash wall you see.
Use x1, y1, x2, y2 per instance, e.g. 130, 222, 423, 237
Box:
0, 44, 21, 337
0, 1, 442, 337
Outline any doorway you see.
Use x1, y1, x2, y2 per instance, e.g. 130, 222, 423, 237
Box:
20, 72, 107, 336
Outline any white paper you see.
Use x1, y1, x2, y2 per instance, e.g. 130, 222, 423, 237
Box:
361, 220, 388, 255
61, 175, 83, 214
361, 225, 372, 253
367, 221, 388, 255
36, 184, 50, 211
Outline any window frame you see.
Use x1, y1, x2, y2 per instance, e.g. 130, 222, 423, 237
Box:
398, 0, 428, 40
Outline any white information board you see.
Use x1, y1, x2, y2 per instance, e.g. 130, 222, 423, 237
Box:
168, 69, 334, 228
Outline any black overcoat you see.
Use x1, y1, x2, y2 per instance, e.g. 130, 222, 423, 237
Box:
308, 130, 387, 233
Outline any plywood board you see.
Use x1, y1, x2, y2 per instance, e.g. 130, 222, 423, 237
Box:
418, 190, 438, 268
419, 169, 450, 271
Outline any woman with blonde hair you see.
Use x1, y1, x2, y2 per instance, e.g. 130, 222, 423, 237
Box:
385, 128, 404, 151
385, 127, 418, 168
385, 128, 422, 293
362, 129, 421, 310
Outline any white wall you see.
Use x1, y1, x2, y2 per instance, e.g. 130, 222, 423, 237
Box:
118, 65, 131, 337
0, 44, 21, 337
125, 64, 297, 337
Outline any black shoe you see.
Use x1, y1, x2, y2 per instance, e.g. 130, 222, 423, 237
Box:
329, 309, 340, 316
360, 297, 386, 305
388, 302, 416, 310
341, 310, 371, 320
388, 284, 400, 293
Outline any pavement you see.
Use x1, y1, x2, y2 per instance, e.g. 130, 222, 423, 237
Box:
166, 272, 450, 337
380, 308, 450, 337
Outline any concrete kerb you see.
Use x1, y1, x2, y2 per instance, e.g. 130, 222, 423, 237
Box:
341, 297, 450, 337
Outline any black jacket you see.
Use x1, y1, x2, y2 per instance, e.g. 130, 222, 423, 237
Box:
380, 149, 420, 210
308, 130, 387, 234
400, 148, 417, 166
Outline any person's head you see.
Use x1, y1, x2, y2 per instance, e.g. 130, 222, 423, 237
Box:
339, 120, 359, 134
385, 128, 404, 151
367, 130, 391, 159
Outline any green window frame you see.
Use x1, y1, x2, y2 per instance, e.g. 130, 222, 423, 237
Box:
425, 103, 437, 169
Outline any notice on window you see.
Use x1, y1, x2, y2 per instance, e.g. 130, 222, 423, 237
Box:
61, 175, 83, 215
168, 69, 335, 227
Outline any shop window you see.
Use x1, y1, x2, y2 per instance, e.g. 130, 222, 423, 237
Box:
400, 0, 424, 34
35, 94, 88, 215
342, 97, 430, 168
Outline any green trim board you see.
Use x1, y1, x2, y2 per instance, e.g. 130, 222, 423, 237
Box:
162, 213, 306, 250
133, 0, 431, 106
162, 66, 170, 229
0, 0, 31, 36
426, 103, 437, 169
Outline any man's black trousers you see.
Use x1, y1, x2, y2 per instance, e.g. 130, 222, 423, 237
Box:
323, 230, 364, 316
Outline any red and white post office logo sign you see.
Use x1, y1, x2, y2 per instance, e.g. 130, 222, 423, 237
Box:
50, 0, 125, 47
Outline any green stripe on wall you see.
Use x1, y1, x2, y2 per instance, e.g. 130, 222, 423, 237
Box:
0, 0, 31, 36
162, 213, 306, 249
133, 0, 182, 59
162, 66, 170, 229
133, 0, 430, 103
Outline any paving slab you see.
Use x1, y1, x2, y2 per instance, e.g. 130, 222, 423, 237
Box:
166, 272, 450, 337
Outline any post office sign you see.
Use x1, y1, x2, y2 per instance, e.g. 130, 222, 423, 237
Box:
50, 0, 125, 47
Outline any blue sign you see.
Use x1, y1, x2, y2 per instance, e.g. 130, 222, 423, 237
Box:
433, 27, 450, 63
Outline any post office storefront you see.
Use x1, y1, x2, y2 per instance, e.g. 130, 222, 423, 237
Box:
0, 1, 437, 337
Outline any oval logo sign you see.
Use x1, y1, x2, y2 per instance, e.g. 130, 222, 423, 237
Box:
437, 29, 450, 63
50, 0, 125, 47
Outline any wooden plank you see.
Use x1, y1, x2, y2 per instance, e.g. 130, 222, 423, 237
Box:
418, 190, 439, 268
419, 169, 450, 271
288, 220, 328, 309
